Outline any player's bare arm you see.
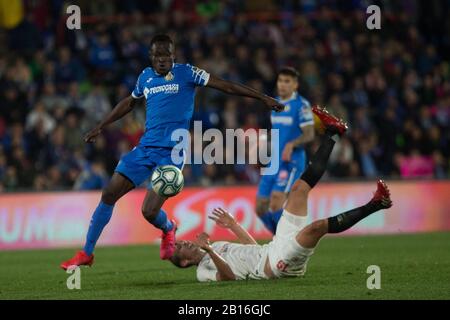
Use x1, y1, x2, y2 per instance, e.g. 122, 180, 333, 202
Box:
195, 233, 236, 281
206, 75, 285, 112
281, 124, 315, 162
209, 208, 257, 245
84, 95, 141, 143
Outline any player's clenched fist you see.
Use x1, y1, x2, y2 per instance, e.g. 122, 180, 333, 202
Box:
84, 126, 103, 143
262, 96, 285, 112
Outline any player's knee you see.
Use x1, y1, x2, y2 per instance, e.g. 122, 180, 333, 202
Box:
269, 193, 284, 212
255, 198, 269, 216
296, 220, 327, 249
306, 219, 328, 236
101, 187, 118, 205
290, 179, 309, 197
285, 181, 308, 210
141, 203, 160, 221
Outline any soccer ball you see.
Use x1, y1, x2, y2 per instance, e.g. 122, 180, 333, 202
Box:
151, 165, 184, 197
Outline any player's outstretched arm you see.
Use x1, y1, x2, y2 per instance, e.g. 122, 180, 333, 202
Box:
84, 95, 141, 143
209, 208, 257, 245
195, 233, 236, 281
206, 75, 285, 112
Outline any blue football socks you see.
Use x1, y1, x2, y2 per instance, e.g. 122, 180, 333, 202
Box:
83, 201, 114, 255
272, 209, 283, 226
150, 209, 174, 233
259, 208, 283, 234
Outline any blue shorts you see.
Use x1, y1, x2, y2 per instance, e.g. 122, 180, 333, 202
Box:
115, 145, 185, 188
257, 157, 306, 198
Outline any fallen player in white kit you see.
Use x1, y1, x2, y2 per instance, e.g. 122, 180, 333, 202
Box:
168, 107, 393, 281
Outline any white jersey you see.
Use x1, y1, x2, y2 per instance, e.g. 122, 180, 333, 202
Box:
196, 241, 269, 282
196, 212, 316, 282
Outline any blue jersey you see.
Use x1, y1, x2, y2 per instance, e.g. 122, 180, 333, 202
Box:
256, 93, 313, 199
131, 63, 210, 147
271, 92, 314, 161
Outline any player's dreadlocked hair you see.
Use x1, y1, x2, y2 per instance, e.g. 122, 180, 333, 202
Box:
150, 34, 174, 47
278, 66, 300, 80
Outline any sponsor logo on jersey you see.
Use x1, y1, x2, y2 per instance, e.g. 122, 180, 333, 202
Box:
144, 83, 180, 96
271, 115, 294, 125
276, 260, 288, 272
221, 244, 229, 253
164, 71, 174, 81
278, 170, 288, 180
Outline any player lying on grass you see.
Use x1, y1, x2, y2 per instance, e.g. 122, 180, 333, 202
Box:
60, 34, 284, 270
169, 107, 393, 281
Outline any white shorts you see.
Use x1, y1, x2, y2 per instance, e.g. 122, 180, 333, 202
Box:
267, 210, 315, 278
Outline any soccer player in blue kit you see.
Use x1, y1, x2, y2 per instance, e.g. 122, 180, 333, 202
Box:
256, 67, 315, 234
60, 34, 284, 270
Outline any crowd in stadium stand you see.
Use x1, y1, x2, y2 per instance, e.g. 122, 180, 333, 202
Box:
0, 0, 449, 191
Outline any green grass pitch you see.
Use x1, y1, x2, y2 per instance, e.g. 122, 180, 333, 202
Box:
1, 232, 449, 300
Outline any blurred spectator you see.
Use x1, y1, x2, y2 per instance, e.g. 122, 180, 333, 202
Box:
74, 160, 108, 190
89, 33, 116, 71
329, 137, 355, 178
0, 0, 24, 30
0, 0, 449, 191
40, 82, 68, 111
55, 47, 85, 85
25, 101, 55, 134
80, 84, 112, 125
64, 112, 84, 151
397, 150, 435, 178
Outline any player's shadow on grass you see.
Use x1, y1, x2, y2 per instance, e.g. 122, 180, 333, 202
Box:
130, 277, 299, 289
131, 279, 193, 288
92, 268, 150, 276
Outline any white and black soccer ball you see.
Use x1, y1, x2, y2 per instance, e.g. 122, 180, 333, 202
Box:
151, 165, 184, 197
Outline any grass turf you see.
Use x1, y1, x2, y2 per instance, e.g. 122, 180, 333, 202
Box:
0, 232, 449, 300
